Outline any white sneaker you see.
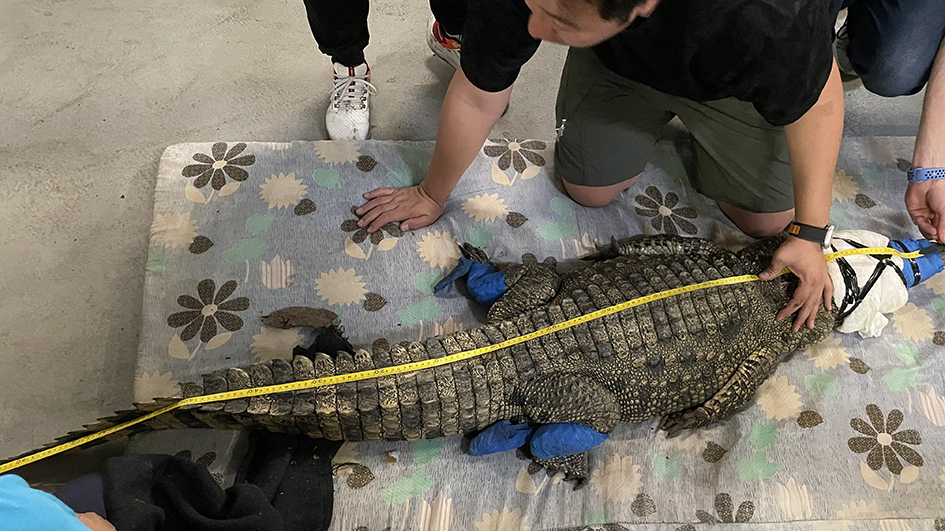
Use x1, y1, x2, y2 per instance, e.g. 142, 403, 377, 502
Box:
426, 15, 461, 70
326, 62, 377, 141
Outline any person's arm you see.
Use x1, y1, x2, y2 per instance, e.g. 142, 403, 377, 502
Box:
759, 59, 844, 331
905, 38, 945, 240
356, 69, 512, 232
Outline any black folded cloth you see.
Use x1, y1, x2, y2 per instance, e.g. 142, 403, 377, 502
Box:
98, 433, 340, 531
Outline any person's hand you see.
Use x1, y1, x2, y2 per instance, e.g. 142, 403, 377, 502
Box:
758, 236, 833, 332
77, 512, 117, 531
905, 180, 945, 240
355, 185, 443, 232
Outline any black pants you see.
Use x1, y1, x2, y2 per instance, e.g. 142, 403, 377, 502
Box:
301, 0, 467, 66
832, 0, 945, 96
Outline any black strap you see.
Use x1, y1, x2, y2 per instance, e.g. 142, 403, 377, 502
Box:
889, 240, 921, 287
833, 239, 908, 320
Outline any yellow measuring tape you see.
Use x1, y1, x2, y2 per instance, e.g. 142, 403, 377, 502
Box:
0, 245, 925, 474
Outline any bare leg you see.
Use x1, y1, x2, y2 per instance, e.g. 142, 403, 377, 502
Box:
561, 175, 638, 208
718, 202, 794, 238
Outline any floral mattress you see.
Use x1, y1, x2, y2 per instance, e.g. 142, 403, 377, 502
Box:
133, 136, 945, 529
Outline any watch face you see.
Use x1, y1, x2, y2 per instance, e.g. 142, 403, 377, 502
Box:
823, 225, 835, 247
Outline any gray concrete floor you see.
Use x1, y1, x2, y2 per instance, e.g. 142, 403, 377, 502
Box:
0, 0, 925, 466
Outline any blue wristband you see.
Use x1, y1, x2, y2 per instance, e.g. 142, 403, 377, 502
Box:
907, 167, 945, 183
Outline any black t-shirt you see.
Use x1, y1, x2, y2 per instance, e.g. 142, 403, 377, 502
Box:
460, 0, 834, 126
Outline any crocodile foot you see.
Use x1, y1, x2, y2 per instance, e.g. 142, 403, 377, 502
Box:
658, 406, 711, 439
516, 447, 589, 490
459, 242, 495, 265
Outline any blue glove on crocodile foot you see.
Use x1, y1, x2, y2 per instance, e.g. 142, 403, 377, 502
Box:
468, 420, 610, 459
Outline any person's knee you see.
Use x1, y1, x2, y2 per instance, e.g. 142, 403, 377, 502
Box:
560, 174, 637, 208
738, 224, 784, 239
569, 191, 617, 208
847, 16, 940, 97
719, 203, 792, 239
860, 66, 927, 97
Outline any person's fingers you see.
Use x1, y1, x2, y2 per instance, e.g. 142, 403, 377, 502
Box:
800, 295, 820, 330
362, 187, 395, 200
779, 274, 817, 322
367, 210, 402, 233
357, 202, 393, 229
933, 215, 945, 242
357, 196, 396, 221
775, 295, 802, 322
356, 192, 396, 217
401, 215, 432, 232
823, 282, 833, 312
365, 195, 397, 210
914, 214, 937, 240
758, 258, 784, 281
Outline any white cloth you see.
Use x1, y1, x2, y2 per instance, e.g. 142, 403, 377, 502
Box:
826, 230, 909, 337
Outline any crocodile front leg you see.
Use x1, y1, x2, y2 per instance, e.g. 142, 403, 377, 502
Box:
488, 254, 561, 323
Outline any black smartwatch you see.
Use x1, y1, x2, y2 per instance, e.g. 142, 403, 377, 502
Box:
787, 221, 834, 248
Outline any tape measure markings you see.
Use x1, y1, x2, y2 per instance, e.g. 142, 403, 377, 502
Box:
0, 245, 923, 474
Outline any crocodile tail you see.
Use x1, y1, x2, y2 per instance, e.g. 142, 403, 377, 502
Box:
0, 399, 180, 467
1, 322, 523, 467
166, 332, 511, 442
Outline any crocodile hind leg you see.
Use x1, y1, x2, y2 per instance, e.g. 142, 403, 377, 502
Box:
659, 346, 780, 438
520, 372, 622, 433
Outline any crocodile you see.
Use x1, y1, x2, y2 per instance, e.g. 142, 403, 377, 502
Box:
4, 232, 938, 481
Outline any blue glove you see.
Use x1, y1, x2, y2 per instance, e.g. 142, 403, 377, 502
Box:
434, 257, 507, 305
468, 420, 533, 456
529, 423, 610, 459
468, 421, 610, 459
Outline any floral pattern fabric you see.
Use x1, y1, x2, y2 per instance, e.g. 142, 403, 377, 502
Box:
135, 137, 945, 529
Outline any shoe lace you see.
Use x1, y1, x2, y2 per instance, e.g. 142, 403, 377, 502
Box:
330, 73, 377, 111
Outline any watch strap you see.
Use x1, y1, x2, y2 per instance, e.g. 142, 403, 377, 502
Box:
907, 167, 945, 183
787, 221, 833, 247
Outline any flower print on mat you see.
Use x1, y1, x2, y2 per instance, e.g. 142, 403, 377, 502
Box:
134, 371, 180, 403
260, 255, 294, 290
182, 142, 256, 190
167, 279, 250, 343
315, 268, 367, 307
417, 231, 460, 270
251, 326, 304, 362
315, 267, 388, 313
848, 404, 923, 475
314, 141, 361, 165
341, 206, 403, 259
475, 507, 529, 531
259, 172, 307, 210
150, 212, 198, 248
635, 186, 698, 235
695, 493, 754, 524
484, 138, 546, 173
590, 453, 642, 503
463, 193, 508, 222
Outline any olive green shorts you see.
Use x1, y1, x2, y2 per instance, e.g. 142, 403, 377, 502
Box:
554, 47, 794, 214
